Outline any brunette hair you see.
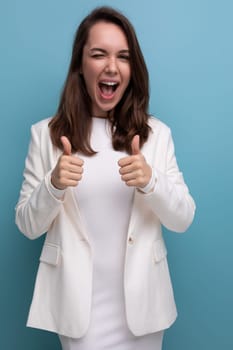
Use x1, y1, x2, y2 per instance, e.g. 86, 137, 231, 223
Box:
49, 6, 150, 155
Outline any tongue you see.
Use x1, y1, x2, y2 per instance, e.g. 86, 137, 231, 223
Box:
100, 84, 114, 96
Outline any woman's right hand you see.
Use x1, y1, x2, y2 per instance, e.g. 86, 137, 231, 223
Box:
51, 136, 84, 190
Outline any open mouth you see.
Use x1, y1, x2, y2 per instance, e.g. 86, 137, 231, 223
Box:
98, 81, 119, 97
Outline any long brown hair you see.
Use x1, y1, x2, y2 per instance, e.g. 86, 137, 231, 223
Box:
49, 6, 150, 155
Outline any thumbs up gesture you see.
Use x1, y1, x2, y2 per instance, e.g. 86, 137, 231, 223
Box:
118, 135, 152, 188
51, 136, 84, 190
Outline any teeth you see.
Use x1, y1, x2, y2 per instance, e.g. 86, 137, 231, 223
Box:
100, 81, 118, 86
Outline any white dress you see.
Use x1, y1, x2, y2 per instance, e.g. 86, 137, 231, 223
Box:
59, 117, 164, 350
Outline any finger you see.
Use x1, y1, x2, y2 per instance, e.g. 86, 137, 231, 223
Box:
64, 172, 83, 181
131, 135, 140, 155
61, 136, 72, 156
125, 177, 146, 187
121, 170, 143, 182
125, 179, 139, 187
59, 171, 83, 182
118, 154, 144, 171
118, 157, 131, 167
59, 155, 84, 171
118, 156, 133, 167
68, 157, 84, 167
59, 178, 82, 188
119, 163, 138, 175
61, 163, 84, 174
121, 173, 136, 182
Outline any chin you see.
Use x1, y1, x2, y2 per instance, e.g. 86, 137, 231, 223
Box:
98, 104, 116, 114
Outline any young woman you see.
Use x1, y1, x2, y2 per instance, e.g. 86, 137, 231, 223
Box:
15, 6, 195, 350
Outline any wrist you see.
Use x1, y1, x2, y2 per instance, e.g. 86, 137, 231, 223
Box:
138, 168, 156, 194
51, 173, 66, 191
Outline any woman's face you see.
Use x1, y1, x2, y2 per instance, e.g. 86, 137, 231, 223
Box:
81, 21, 131, 117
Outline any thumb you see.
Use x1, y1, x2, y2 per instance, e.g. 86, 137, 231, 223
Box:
61, 136, 72, 156
131, 135, 140, 155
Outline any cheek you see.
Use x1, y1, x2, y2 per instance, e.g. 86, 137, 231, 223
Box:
82, 71, 95, 95
82, 63, 103, 92
122, 66, 131, 86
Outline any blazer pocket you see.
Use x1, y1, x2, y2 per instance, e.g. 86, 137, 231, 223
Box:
153, 239, 167, 263
39, 242, 61, 266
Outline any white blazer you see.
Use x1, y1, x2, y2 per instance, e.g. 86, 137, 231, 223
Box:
15, 116, 195, 338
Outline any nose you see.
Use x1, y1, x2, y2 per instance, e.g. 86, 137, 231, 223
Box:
104, 56, 118, 74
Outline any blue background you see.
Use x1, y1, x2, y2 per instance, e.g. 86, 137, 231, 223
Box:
1, 0, 232, 349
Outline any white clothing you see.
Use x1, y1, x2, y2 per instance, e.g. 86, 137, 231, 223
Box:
59, 117, 164, 349
59, 331, 163, 350
15, 116, 195, 337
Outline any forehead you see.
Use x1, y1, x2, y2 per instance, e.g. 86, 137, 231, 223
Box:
85, 21, 129, 49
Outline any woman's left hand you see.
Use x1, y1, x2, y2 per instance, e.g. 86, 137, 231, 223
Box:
118, 135, 152, 188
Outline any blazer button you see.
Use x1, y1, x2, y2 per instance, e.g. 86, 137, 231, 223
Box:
128, 237, 134, 245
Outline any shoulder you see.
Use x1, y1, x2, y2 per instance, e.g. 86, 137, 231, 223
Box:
30, 117, 53, 142
29, 117, 58, 164
28, 117, 54, 153
31, 117, 52, 133
148, 115, 171, 137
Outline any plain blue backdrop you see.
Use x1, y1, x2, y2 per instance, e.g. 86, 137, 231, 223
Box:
1, 0, 232, 349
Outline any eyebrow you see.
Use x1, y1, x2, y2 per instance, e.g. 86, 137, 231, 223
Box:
89, 48, 130, 54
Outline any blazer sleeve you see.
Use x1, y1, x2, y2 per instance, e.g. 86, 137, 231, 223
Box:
15, 123, 64, 239
139, 127, 196, 233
